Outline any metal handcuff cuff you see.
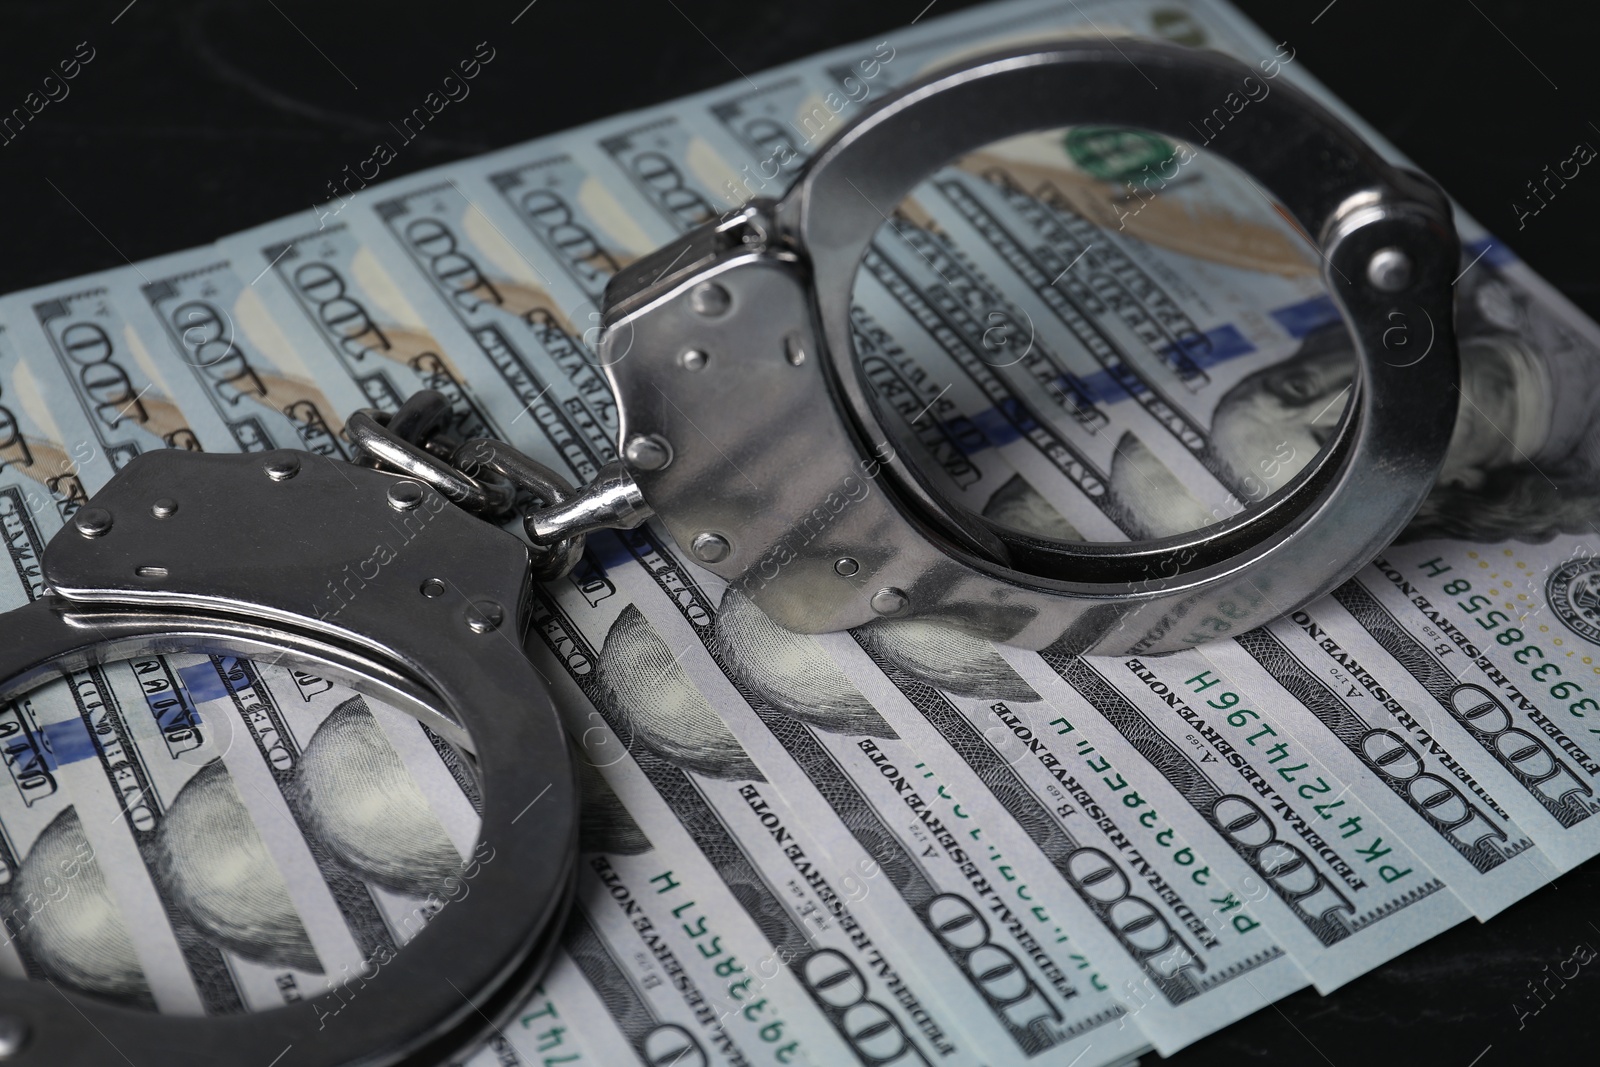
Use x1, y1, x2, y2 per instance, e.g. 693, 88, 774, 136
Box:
1, 37, 1458, 1067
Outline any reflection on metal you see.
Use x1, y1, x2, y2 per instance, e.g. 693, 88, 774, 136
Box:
0, 449, 576, 1067
597, 39, 1459, 654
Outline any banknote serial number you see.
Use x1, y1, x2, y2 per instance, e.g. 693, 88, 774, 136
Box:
1416, 557, 1596, 724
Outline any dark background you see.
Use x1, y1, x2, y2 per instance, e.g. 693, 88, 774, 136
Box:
2, 0, 1596, 1063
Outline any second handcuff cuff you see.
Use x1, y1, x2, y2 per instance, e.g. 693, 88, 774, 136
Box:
0, 35, 1459, 1067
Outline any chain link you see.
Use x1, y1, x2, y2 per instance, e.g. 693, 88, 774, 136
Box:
348, 391, 587, 581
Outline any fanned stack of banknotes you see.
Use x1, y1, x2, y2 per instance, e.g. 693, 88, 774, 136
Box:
3, 0, 1599, 1063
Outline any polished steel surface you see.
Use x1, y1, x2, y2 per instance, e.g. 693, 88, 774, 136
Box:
1, 449, 577, 1067
452, 436, 593, 580
524, 459, 653, 544
600, 39, 1460, 653
348, 407, 516, 517
349, 391, 642, 581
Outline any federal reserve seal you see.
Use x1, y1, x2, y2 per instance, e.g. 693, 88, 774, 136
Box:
1547, 556, 1600, 646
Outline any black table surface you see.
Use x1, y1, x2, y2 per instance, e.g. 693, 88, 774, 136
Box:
1, 1, 1597, 1063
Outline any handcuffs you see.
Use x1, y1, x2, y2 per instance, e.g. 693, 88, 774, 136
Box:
1, 37, 1458, 1067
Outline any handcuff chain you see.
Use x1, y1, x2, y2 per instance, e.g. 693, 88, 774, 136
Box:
347, 391, 653, 582
348, 392, 582, 580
